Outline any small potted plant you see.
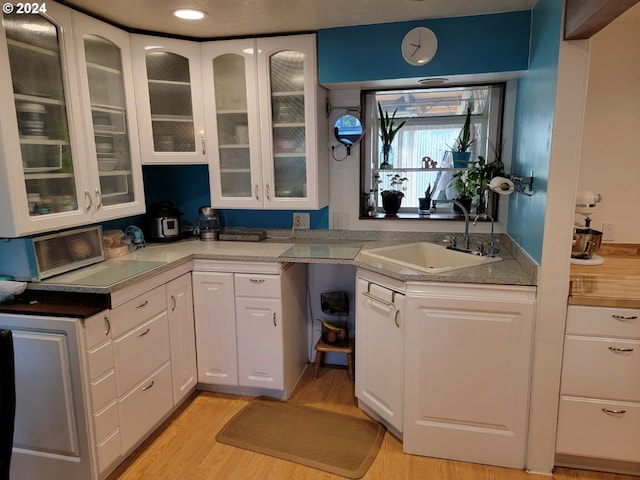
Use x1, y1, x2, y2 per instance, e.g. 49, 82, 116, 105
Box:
450, 168, 479, 213
378, 102, 406, 169
380, 173, 408, 216
450, 106, 475, 168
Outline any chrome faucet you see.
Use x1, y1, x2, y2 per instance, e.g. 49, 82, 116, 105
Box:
451, 200, 471, 251
473, 213, 500, 256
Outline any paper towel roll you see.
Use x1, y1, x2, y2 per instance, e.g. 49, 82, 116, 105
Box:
489, 176, 515, 195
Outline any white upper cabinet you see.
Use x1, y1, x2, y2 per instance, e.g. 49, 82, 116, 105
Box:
202, 39, 262, 208
0, 3, 88, 237
72, 11, 145, 221
0, 4, 144, 237
204, 34, 328, 210
131, 35, 206, 165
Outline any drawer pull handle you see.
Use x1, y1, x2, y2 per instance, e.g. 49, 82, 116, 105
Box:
136, 300, 149, 308
249, 279, 265, 284
138, 328, 151, 337
612, 314, 638, 321
142, 380, 155, 391
170, 295, 176, 311
602, 408, 626, 415
104, 316, 111, 336
608, 346, 634, 353
273, 313, 277, 327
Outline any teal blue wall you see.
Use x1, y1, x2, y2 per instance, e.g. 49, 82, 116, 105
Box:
508, 0, 563, 264
101, 165, 330, 233
317, 11, 531, 84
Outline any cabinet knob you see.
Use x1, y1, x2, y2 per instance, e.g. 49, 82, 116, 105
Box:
94, 188, 102, 211
602, 408, 626, 415
608, 346, 634, 353
142, 380, 155, 391
84, 190, 93, 212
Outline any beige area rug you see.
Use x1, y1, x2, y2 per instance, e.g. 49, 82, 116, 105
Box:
216, 397, 386, 479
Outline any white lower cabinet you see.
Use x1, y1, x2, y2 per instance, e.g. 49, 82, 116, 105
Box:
556, 305, 640, 471
403, 283, 536, 469
192, 261, 307, 399
166, 273, 197, 404
354, 273, 536, 469
355, 271, 405, 435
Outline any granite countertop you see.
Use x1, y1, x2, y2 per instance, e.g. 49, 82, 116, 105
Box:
27, 230, 538, 295
569, 244, 640, 308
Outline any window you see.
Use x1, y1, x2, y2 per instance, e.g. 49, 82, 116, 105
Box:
360, 84, 505, 218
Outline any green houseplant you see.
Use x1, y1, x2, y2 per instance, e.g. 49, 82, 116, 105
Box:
380, 173, 408, 216
450, 106, 475, 168
378, 102, 406, 169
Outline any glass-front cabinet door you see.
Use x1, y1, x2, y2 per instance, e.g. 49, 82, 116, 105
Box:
131, 35, 206, 164
202, 39, 262, 208
73, 12, 144, 220
257, 35, 327, 209
0, 3, 90, 237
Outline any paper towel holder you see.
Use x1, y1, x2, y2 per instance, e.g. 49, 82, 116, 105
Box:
489, 171, 534, 196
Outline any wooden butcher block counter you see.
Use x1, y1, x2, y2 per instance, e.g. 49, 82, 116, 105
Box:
569, 244, 640, 308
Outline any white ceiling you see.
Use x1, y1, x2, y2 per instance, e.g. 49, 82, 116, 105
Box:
59, 0, 538, 39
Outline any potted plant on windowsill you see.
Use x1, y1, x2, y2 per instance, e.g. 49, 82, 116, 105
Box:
380, 173, 408, 216
450, 106, 475, 168
378, 102, 406, 170
450, 168, 479, 214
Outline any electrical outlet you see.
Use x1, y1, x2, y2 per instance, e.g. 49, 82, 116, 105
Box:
602, 222, 616, 242
293, 212, 310, 229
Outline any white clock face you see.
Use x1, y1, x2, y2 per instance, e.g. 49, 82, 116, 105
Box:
401, 27, 438, 66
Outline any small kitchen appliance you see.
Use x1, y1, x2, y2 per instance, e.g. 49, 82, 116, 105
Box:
147, 201, 183, 242
196, 206, 220, 241
571, 191, 603, 265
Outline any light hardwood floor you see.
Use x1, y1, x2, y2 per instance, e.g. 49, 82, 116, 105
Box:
109, 366, 635, 480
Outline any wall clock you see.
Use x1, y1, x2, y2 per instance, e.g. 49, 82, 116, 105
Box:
401, 27, 438, 66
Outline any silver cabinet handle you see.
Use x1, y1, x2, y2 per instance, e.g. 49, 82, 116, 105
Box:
602, 408, 626, 415
84, 190, 92, 212
265, 183, 271, 201
201, 136, 206, 155
142, 380, 155, 391
273, 313, 277, 327
136, 300, 149, 308
170, 295, 176, 311
137, 327, 150, 337
608, 346, 634, 352
249, 278, 265, 284
612, 314, 638, 321
104, 316, 111, 336
94, 188, 102, 210
362, 283, 400, 328
254, 183, 260, 201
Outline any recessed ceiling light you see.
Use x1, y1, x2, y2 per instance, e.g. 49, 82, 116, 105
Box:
172, 9, 207, 20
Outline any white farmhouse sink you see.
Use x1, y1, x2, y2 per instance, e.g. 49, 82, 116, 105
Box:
360, 242, 502, 274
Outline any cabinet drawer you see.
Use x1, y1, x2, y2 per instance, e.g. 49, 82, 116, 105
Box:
83, 312, 111, 349
113, 312, 170, 396
97, 428, 121, 475
94, 400, 119, 444
234, 274, 280, 298
561, 336, 640, 401
87, 340, 114, 381
566, 305, 640, 338
118, 362, 173, 454
556, 396, 640, 462
90, 369, 117, 413
110, 285, 167, 337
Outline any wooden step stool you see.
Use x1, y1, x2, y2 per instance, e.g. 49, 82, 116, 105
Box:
313, 337, 354, 383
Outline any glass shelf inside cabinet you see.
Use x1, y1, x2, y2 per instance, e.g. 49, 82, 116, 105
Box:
145, 51, 196, 153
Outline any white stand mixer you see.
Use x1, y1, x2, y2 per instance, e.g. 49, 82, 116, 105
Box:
571, 190, 603, 265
